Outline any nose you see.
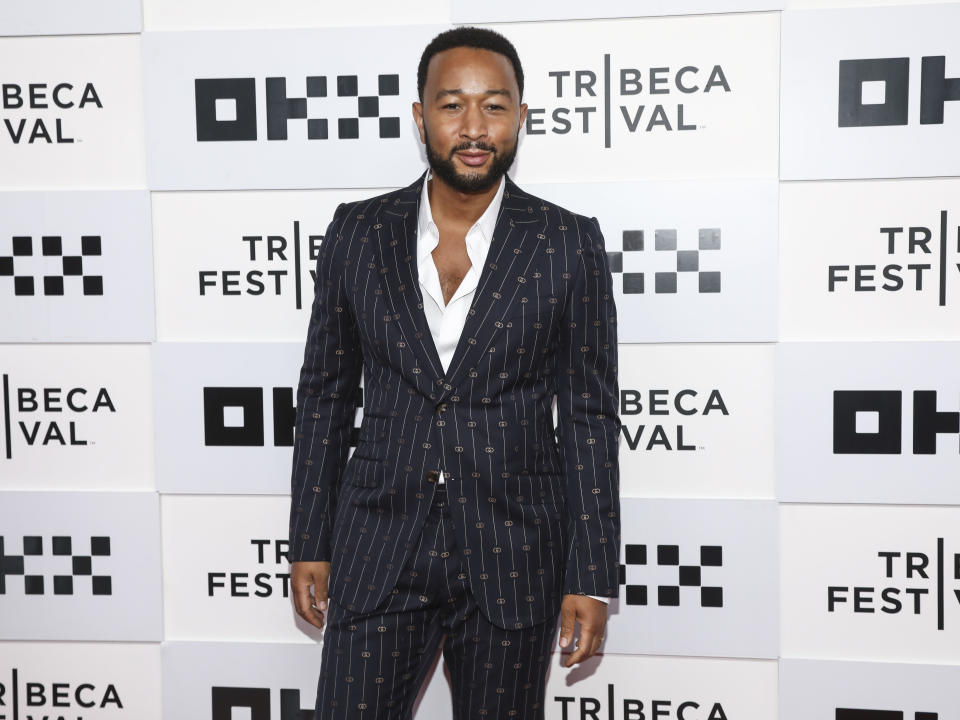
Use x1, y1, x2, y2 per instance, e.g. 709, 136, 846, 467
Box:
459, 102, 488, 142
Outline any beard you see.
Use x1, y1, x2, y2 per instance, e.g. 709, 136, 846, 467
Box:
423, 124, 519, 194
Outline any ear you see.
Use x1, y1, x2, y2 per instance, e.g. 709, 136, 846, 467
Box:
412, 101, 426, 144
518, 102, 528, 132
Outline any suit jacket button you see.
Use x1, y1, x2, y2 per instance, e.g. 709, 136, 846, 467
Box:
426, 470, 439, 483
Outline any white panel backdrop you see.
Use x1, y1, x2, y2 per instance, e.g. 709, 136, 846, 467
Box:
2, 1, 959, 718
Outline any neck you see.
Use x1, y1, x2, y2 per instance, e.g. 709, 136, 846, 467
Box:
427, 172, 501, 228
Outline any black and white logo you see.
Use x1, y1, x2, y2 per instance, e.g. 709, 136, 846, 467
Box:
210, 686, 312, 720
0, 235, 103, 296
827, 213, 960, 307
608, 228, 721, 295
1, 81, 103, 145
198, 222, 323, 310
827, 539, 960, 631
202, 385, 365, 449
527, 58, 731, 147
620, 388, 730, 452
0, 535, 112, 596
833, 390, 959, 455
195, 74, 401, 142
839, 56, 959, 127
619, 543, 723, 608
0, 667, 125, 719
553, 684, 730, 720
206, 539, 292, 599
1, 374, 117, 461
836, 710, 937, 720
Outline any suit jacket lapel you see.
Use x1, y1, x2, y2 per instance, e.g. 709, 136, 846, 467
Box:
440, 176, 542, 396
379, 170, 446, 380
379, 171, 540, 396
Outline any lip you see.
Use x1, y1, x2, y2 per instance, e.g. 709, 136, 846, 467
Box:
456, 151, 490, 167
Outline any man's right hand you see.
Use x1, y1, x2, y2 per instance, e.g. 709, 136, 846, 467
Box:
291, 560, 331, 630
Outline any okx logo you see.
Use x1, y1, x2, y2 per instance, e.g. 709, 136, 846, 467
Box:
211, 686, 312, 720
827, 213, 960, 307
0, 235, 103, 296
837, 710, 937, 720
833, 390, 959, 455
527, 57, 731, 148
195, 74, 401, 142
619, 543, 723, 607
838, 56, 959, 127
198, 222, 324, 310
202, 386, 364, 448
0, 535, 112, 595
1, 374, 117, 460
827, 539, 960, 630
608, 228, 721, 295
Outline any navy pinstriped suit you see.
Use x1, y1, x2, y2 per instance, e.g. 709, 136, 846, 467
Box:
288, 170, 621, 716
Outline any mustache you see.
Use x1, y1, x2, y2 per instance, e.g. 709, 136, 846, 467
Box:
450, 141, 496, 153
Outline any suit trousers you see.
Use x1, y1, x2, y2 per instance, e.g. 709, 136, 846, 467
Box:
313, 485, 560, 719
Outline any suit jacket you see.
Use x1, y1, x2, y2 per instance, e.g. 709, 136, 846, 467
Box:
288, 170, 621, 631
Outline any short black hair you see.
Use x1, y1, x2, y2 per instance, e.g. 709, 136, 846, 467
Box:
417, 26, 524, 103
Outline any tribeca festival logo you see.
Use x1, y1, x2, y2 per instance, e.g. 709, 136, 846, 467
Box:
553, 684, 730, 720
0, 535, 112, 596
620, 388, 729, 452
827, 539, 960, 630
827, 215, 960, 308
608, 229, 722, 295
198, 223, 324, 310
0, 667, 125, 720
0, 235, 103, 297
202, 386, 364, 448
1, 81, 102, 144
211, 686, 315, 720
619, 543, 724, 608
836, 711, 938, 720
195, 74, 401, 142
207, 538, 292, 599
838, 56, 959, 127
526, 58, 731, 148
833, 390, 958, 455
1, 373, 116, 460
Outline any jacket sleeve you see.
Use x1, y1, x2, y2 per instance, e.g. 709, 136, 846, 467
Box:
288, 202, 363, 562
557, 215, 622, 598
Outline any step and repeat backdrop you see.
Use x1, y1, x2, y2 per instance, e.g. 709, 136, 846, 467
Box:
2, 0, 960, 717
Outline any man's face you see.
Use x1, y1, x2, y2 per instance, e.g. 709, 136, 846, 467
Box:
413, 46, 527, 194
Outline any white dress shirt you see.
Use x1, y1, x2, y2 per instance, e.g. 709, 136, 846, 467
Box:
416, 170, 609, 606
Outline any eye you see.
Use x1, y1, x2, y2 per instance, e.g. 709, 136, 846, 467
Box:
443, 102, 460, 109
487, 104, 504, 110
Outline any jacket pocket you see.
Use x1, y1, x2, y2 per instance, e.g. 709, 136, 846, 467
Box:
343, 454, 385, 488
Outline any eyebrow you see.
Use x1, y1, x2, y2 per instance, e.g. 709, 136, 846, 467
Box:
434, 88, 513, 101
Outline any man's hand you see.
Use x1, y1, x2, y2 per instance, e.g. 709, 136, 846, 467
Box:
557, 594, 608, 667
291, 560, 331, 630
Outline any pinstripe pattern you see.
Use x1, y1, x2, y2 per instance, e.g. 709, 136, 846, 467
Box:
313, 486, 558, 719
289, 170, 621, 632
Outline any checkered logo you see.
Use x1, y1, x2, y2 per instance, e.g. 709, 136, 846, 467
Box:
619, 543, 723, 607
0, 535, 112, 595
607, 228, 721, 294
195, 75, 401, 142
0, 235, 103, 296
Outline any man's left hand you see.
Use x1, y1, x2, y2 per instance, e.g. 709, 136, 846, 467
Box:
558, 594, 608, 667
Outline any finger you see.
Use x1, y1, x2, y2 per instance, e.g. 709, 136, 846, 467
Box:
557, 603, 576, 649
293, 576, 326, 630
566, 625, 596, 667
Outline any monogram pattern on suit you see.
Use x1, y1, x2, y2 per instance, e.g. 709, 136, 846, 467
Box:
289, 170, 621, 631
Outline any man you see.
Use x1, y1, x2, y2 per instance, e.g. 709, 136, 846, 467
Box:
288, 26, 621, 719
